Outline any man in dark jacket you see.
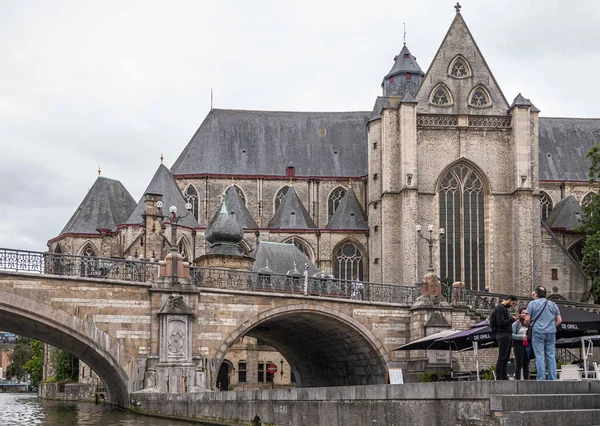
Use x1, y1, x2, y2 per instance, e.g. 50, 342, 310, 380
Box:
491, 295, 519, 380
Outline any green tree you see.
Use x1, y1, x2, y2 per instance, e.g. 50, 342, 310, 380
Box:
577, 143, 600, 302
51, 348, 79, 382
6, 336, 43, 384
24, 340, 43, 386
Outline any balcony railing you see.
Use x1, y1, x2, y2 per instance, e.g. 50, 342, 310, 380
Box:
0, 248, 158, 283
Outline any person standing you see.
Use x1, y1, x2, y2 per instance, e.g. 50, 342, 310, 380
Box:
525, 286, 562, 380
512, 307, 530, 380
491, 295, 519, 380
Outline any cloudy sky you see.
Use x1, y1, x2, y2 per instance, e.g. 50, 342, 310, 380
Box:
1, 0, 599, 251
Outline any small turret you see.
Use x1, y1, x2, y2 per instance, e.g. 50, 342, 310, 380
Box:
381, 45, 424, 98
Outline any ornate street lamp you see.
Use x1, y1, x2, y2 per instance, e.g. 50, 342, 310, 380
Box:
156, 201, 192, 284
416, 224, 445, 273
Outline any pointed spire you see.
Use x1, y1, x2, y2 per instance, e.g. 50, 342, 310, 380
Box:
382, 45, 424, 98
207, 185, 258, 229
160, 153, 164, 164
510, 93, 533, 109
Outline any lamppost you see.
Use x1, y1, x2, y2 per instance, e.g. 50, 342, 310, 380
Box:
156, 201, 192, 284
416, 224, 445, 273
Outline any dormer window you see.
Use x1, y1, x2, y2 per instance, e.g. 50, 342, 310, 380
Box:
430, 84, 453, 106
448, 55, 472, 78
406, 73, 411, 79
390, 76, 394, 83
404, 53, 409, 58
469, 86, 492, 108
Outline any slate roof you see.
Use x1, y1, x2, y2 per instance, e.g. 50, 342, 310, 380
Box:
510, 93, 533, 108
251, 241, 319, 275
125, 164, 199, 228
383, 45, 425, 79
369, 96, 402, 122
59, 177, 136, 236
208, 185, 258, 229
268, 186, 316, 229
326, 187, 368, 230
545, 195, 582, 232
171, 109, 370, 177
539, 118, 600, 181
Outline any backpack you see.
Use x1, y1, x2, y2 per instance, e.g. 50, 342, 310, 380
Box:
489, 309, 498, 332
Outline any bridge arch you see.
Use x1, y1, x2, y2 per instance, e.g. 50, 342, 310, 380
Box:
0, 291, 130, 407
214, 304, 390, 388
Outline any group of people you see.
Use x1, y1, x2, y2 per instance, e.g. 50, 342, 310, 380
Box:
491, 286, 563, 380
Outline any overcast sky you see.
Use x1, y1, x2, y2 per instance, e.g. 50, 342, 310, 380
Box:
1, 0, 599, 252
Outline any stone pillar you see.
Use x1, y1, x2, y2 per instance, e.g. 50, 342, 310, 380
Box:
141, 193, 164, 261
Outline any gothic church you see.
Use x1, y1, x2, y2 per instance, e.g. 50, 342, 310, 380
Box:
48, 6, 598, 302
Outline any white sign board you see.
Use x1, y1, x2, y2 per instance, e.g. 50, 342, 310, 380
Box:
388, 368, 404, 384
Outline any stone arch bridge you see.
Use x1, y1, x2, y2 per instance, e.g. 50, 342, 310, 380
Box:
0, 248, 439, 407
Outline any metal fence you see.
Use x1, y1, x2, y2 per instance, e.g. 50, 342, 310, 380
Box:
190, 267, 421, 305
0, 248, 158, 283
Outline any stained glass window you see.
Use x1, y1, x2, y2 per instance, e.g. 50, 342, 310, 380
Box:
178, 239, 189, 261
328, 187, 347, 219
185, 185, 199, 221
275, 186, 289, 212
333, 242, 364, 281
470, 90, 488, 107
439, 164, 485, 291
431, 86, 451, 105
540, 191, 553, 221
582, 192, 596, 208
451, 59, 468, 77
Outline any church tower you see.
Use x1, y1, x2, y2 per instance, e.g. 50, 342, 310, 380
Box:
370, 4, 540, 294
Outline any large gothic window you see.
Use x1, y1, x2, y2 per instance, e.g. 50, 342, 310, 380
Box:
274, 186, 289, 212
449, 55, 471, 78
185, 185, 199, 221
469, 86, 491, 108
328, 187, 347, 219
430, 84, 452, 106
439, 164, 486, 291
582, 192, 596, 208
540, 191, 553, 221
333, 242, 364, 282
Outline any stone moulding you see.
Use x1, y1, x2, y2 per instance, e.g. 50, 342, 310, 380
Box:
417, 114, 459, 127
416, 114, 511, 129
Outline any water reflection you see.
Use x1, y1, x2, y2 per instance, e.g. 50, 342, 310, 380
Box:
0, 393, 199, 426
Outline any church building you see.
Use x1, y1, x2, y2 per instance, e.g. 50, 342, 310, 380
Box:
48, 5, 597, 302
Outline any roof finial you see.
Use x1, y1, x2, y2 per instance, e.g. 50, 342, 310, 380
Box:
98, 165, 101, 177
231, 176, 235, 185
160, 153, 164, 164
289, 177, 293, 186
348, 179, 352, 188
220, 188, 228, 214
454, 2, 461, 13
403, 23, 406, 45
291, 235, 295, 245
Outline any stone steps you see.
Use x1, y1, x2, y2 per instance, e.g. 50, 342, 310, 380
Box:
491, 393, 600, 412
503, 409, 600, 426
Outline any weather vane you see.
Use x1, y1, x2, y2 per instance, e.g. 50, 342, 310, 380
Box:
403, 23, 406, 45
455, 2, 461, 13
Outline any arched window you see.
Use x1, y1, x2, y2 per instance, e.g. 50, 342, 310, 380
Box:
178, 238, 189, 261
569, 240, 585, 263
54, 245, 63, 254
582, 192, 596, 208
469, 86, 491, 108
274, 186, 289, 212
540, 191, 553, 221
284, 237, 313, 261
448, 55, 471, 78
430, 84, 452, 106
80, 243, 97, 258
439, 164, 486, 291
233, 185, 246, 205
333, 242, 364, 282
185, 185, 199, 221
79, 243, 98, 277
328, 187, 347, 219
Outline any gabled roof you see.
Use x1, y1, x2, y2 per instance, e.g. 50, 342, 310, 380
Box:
208, 185, 258, 229
125, 164, 199, 228
59, 176, 136, 236
251, 241, 319, 275
510, 93, 533, 108
326, 187, 368, 230
384, 45, 424, 79
539, 117, 600, 181
414, 10, 509, 115
268, 186, 316, 229
171, 109, 370, 178
545, 195, 582, 232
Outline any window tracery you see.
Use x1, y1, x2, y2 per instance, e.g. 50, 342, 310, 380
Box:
178, 239, 189, 261
582, 192, 596, 208
439, 164, 486, 291
450, 59, 469, 77
333, 242, 364, 282
540, 191, 553, 221
469, 86, 491, 108
274, 186, 289, 212
185, 185, 199, 221
430, 84, 452, 106
328, 187, 347, 219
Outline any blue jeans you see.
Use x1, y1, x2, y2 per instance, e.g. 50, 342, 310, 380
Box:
532, 332, 557, 380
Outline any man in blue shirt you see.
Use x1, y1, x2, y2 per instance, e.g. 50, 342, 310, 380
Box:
525, 286, 562, 380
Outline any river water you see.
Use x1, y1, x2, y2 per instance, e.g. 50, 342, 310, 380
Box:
0, 393, 200, 426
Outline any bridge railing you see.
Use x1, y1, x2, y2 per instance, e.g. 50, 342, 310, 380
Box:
190, 267, 420, 305
0, 248, 158, 283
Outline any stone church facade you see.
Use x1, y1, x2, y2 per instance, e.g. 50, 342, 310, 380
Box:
49, 7, 597, 302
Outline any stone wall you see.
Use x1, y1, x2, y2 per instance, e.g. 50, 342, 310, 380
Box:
39, 382, 95, 402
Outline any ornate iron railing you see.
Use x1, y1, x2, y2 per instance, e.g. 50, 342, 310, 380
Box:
0, 248, 158, 283
190, 267, 420, 305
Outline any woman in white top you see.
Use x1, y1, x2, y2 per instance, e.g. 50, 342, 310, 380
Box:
512, 307, 530, 380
